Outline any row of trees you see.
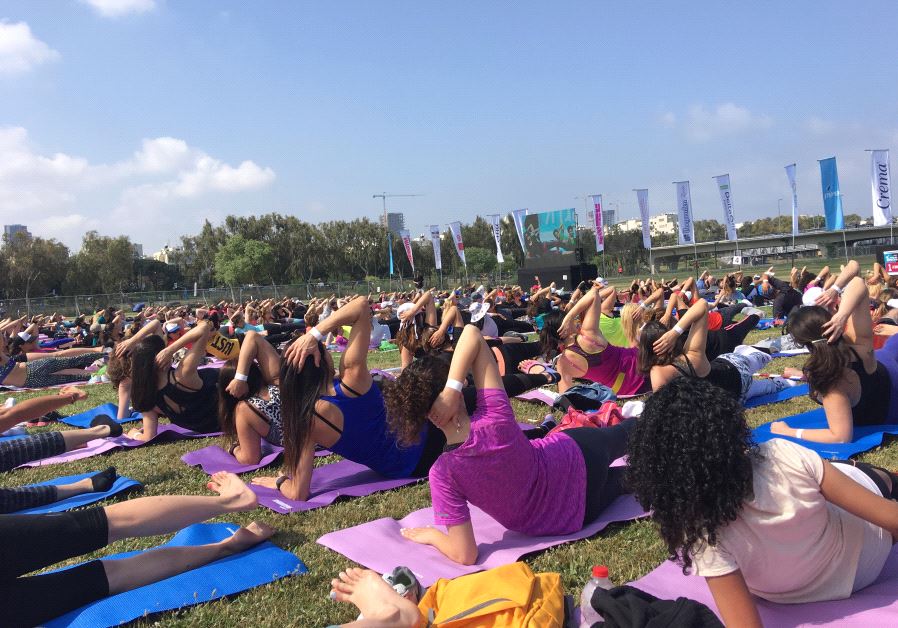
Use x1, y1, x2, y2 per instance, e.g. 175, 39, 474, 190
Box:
0, 210, 866, 298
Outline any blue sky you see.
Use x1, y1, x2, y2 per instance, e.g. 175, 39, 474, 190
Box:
1, 0, 896, 251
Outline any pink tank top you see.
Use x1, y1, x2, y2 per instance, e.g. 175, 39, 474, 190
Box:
565, 341, 647, 396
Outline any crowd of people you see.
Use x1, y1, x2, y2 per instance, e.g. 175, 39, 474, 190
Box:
2, 259, 898, 626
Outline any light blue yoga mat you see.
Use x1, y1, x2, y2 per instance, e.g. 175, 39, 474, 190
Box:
16, 471, 142, 514
753, 408, 898, 459
45, 522, 306, 627
744, 383, 808, 409
60, 403, 142, 428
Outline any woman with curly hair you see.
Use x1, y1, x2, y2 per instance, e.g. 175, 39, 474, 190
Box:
774, 272, 898, 443
383, 323, 634, 565
628, 377, 898, 627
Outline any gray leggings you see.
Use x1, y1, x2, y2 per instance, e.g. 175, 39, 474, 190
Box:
0, 432, 66, 513
24, 354, 98, 388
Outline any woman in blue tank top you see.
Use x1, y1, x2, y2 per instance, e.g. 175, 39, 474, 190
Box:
250, 296, 438, 502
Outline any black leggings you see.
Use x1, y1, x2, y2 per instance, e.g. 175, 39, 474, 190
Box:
493, 317, 535, 336
490, 341, 543, 375
706, 314, 761, 360
833, 459, 898, 501
0, 507, 110, 627
410, 372, 551, 476
563, 419, 636, 525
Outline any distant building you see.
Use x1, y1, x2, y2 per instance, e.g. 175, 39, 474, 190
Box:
612, 213, 678, 237
601, 208, 617, 229
153, 246, 173, 264
131, 243, 144, 258
379, 212, 405, 235
4, 224, 30, 239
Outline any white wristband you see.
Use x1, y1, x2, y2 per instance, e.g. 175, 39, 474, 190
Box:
308, 327, 324, 341
444, 378, 464, 393
673, 324, 685, 335
234, 372, 249, 382
795, 429, 804, 440
831, 285, 843, 295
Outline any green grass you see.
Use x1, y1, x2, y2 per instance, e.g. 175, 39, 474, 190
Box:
5, 325, 898, 626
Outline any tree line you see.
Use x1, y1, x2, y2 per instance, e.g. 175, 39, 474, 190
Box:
0, 210, 858, 298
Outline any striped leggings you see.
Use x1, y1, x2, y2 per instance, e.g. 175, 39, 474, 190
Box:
24, 353, 98, 388
0, 432, 65, 513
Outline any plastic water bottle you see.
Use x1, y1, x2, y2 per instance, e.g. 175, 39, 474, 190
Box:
580, 565, 613, 627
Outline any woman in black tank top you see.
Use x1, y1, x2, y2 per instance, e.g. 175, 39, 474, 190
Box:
775, 268, 898, 443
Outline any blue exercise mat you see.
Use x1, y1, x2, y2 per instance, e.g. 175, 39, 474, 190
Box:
756, 318, 776, 330
744, 383, 808, 409
45, 522, 306, 627
16, 471, 142, 514
60, 403, 142, 428
753, 408, 898, 459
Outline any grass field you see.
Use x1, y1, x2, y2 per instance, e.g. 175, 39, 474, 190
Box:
5, 320, 895, 626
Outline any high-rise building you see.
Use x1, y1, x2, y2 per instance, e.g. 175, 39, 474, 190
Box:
601, 208, 617, 228
3, 224, 30, 239
131, 243, 144, 258
379, 212, 406, 234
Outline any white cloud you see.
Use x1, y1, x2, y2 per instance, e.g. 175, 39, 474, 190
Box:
0, 21, 60, 75
80, 0, 156, 18
0, 126, 276, 248
806, 115, 835, 136
663, 103, 773, 142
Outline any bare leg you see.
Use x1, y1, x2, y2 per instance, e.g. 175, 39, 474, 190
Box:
60, 425, 115, 450
104, 471, 258, 542
331, 568, 422, 628
0, 393, 85, 433
103, 521, 275, 594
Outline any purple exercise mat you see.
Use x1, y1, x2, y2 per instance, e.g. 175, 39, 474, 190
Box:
252, 459, 420, 514
18, 424, 220, 468
631, 546, 898, 626
318, 494, 647, 587
181, 443, 333, 474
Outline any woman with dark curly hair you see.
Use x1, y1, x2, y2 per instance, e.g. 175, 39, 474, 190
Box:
774, 271, 898, 443
384, 323, 634, 565
628, 377, 898, 627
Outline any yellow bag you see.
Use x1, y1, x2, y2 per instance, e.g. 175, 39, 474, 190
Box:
205, 332, 240, 361
418, 562, 565, 627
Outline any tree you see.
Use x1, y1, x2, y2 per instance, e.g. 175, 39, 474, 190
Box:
214, 235, 274, 286
1, 232, 69, 301
65, 232, 134, 294
464, 246, 497, 276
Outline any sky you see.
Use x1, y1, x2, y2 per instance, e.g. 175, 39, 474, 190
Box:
0, 0, 896, 252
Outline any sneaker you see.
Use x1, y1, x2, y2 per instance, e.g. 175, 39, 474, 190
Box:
382, 566, 422, 603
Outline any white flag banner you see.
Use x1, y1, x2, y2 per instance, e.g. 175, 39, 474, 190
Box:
589, 194, 604, 252
429, 225, 442, 270
785, 163, 799, 236
448, 221, 466, 266
511, 208, 528, 253
871, 150, 892, 227
398, 229, 415, 272
635, 188, 652, 249
488, 214, 505, 263
675, 181, 695, 245
714, 174, 738, 241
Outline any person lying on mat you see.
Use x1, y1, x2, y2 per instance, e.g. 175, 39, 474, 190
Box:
627, 377, 898, 628
249, 297, 555, 499
382, 324, 635, 565
637, 298, 798, 403
538, 281, 647, 395
776, 273, 898, 443
0, 339, 104, 389
1, 471, 273, 628
113, 319, 221, 439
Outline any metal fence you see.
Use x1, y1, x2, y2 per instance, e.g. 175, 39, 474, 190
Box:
0, 274, 491, 316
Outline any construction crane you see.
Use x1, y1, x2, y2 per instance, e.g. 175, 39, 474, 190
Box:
372, 192, 423, 230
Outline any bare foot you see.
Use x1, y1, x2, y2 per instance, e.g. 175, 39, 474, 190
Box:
331, 568, 421, 626
207, 471, 258, 511
223, 521, 275, 553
